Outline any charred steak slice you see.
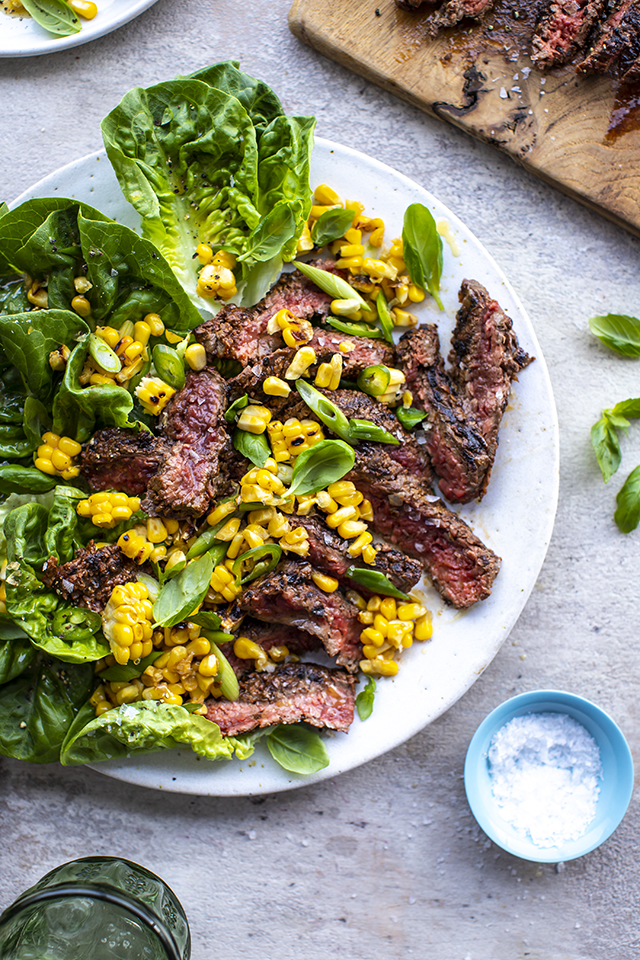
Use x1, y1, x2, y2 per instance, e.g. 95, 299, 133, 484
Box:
41, 543, 139, 613
79, 427, 171, 497
577, 0, 639, 71
532, 0, 608, 67
205, 661, 356, 736
348, 450, 501, 608
238, 560, 363, 671
218, 620, 322, 678
142, 368, 229, 519
428, 0, 495, 35
194, 267, 333, 367
293, 514, 423, 595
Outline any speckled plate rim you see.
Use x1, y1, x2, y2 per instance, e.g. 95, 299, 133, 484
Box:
11, 138, 560, 796
0, 0, 160, 58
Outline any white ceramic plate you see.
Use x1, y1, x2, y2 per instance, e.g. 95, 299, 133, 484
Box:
0, 0, 159, 57
11, 139, 559, 796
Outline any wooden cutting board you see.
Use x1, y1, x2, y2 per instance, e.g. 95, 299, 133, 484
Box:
289, 0, 640, 237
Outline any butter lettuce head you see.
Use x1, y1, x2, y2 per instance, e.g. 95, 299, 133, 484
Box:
101, 61, 315, 309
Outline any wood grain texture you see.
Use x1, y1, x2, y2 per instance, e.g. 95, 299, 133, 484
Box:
289, 0, 640, 236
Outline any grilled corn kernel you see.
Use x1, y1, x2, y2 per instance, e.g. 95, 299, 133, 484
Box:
392, 308, 418, 328
314, 362, 333, 389
346, 590, 366, 610
362, 544, 378, 565
360, 658, 398, 676
296, 222, 314, 253
196, 243, 214, 264
102, 582, 154, 665
311, 571, 339, 593
135, 376, 176, 415
313, 184, 341, 206
208, 500, 237, 526
216, 517, 242, 541
71, 294, 91, 317
143, 313, 165, 337
325, 505, 357, 528
397, 602, 426, 621
146, 518, 168, 543
263, 376, 291, 398
414, 613, 433, 641
237, 404, 272, 435
361, 627, 385, 647
380, 597, 397, 620
234, 637, 269, 665
347, 531, 373, 557
185, 343, 207, 371
48, 344, 71, 371
284, 346, 316, 380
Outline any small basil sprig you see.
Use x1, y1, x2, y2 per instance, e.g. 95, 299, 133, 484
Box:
349, 418, 399, 445
153, 552, 214, 628
345, 566, 409, 600
615, 465, 640, 533
224, 394, 249, 424
266, 724, 330, 774
233, 543, 282, 586
287, 439, 355, 497
402, 203, 444, 311
356, 677, 377, 721
376, 291, 395, 344
296, 379, 352, 442
152, 344, 185, 391
293, 260, 368, 309
589, 314, 640, 357
233, 427, 270, 467
396, 406, 426, 431
591, 398, 640, 483
20, 0, 81, 36
357, 365, 391, 397
311, 208, 356, 248
327, 318, 384, 339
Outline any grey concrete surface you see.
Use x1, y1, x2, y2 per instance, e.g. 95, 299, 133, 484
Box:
1, 2, 639, 957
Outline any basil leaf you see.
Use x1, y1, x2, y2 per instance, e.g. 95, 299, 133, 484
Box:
402, 203, 444, 311
0, 465, 57, 496
356, 677, 377, 721
232, 543, 282, 586
98, 651, 163, 683
589, 315, 640, 357
311, 208, 356, 248
615, 464, 640, 533
233, 427, 270, 467
224, 394, 249, 424
266, 723, 330, 774
204, 637, 240, 701
612, 398, 640, 418
190, 610, 222, 630
345, 565, 410, 600
348, 418, 400, 445
295, 379, 352, 443
0, 632, 36, 685
327, 318, 384, 339
396, 406, 426, 431
153, 552, 214, 628
591, 415, 622, 483
19, 0, 81, 36
293, 259, 368, 309
287, 439, 355, 497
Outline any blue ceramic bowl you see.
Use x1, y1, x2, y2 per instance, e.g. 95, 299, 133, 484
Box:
464, 690, 634, 862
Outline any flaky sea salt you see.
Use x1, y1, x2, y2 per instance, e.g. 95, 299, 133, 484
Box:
488, 713, 602, 847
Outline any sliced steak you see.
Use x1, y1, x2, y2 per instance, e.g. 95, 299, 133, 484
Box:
238, 560, 363, 671
79, 428, 170, 496
532, 0, 609, 67
293, 514, 423, 595
41, 542, 139, 613
428, 0, 494, 35
205, 661, 356, 736
218, 620, 322, 678
348, 450, 501, 608
577, 0, 640, 71
194, 267, 333, 366
142, 368, 229, 519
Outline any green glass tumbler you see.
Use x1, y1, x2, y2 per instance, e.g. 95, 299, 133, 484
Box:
0, 857, 190, 960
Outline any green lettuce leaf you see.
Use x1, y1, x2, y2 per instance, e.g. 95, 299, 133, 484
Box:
0, 630, 36, 685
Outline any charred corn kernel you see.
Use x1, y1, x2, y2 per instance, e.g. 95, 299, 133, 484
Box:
135, 376, 176, 415
397, 602, 426, 621
280, 315, 314, 348
131, 321, 151, 347
212, 250, 237, 270
71, 294, 91, 317
361, 627, 385, 647
314, 184, 341, 206
329, 353, 343, 390
335, 257, 363, 273
314, 362, 333, 389
263, 376, 291, 398
356, 498, 372, 520
379, 597, 397, 620
208, 500, 237, 526
242, 524, 265, 549
296, 222, 314, 253
280, 539, 309, 557
198, 263, 237, 298
196, 243, 213, 264
362, 258, 397, 281
332, 297, 362, 318
362, 544, 378, 565
164, 550, 186, 575
248, 506, 275, 525
69, 0, 97, 16
295, 494, 317, 516
327, 480, 355, 501
164, 329, 183, 345
48, 344, 71, 371
360, 658, 398, 676
326, 505, 357, 528
77, 491, 139, 528
187, 637, 210, 658
345, 199, 365, 219
339, 244, 365, 259
143, 313, 165, 337
392, 308, 418, 328
402, 392, 414, 409
123, 341, 144, 364
366, 595, 382, 612
237, 404, 272, 435
408, 283, 425, 302
342, 228, 361, 245
269, 645, 289, 662
58, 436, 81, 457
311, 571, 339, 593
347, 531, 373, 557
316, 491, 338, 514
285, 346, 316, 380
117, 532, 153, 564
414, 613, 433, 641
210, 565, 241, 601
95, 326, 120, 349
387, 620, 410, 646
373, 614, 388, 636
240, 483, 269, 504
146, 518, 168, 543
370, 226, 385, 247
216, 517, 242, 541
311, 204, 342, 220
255, 469, 284, 493
358, 610, 374, 625
149, 545, 166, 563
234, 638, 269, 669
185, 343, 206, 371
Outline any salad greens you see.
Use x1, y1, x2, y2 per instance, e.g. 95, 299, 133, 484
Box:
287, 439, 355, 497
311, 208, 356, 248
355, 677, 376, 721
402, 203, 444, 311
17, 0, 81, 37
265, 724, 330, 774
102, 62, 315, 311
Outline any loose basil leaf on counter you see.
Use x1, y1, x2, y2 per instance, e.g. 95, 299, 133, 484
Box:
224, 394, 249, 423
589, 314, 640, 357
326, 317, 384, 340
311, 208, 356, 248
614, 464, 640, 533
356, 677, 377, 721
591, 398, 640, 483
345, 565, 410, 600
293, 259, 368, 309
266, 723, 330, 774
233, 427, 270, 467
376, 291, 394, 344
153, 552, 215, 628
203, 636, 240, 701
287, 439, 355, 497
232, 542, 282, 585
396, 405, 426, 431
295, 379, 352, 443
19, 0, 81, 36
402, 203, 443, 311
97, 651, 163, 683
348, 418, 399, 446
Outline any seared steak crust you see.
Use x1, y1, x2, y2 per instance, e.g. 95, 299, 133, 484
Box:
79, 428, 170, 496
293, 514, 423, 595
428, 0, 494, 35
41, 543, 139, 613
218, 620, 322, 678
577, 0, 640, 72
205, 661, 356, 736
142, 368, 229, 518
532, 0, 608, 67
238, 560, 363, 670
